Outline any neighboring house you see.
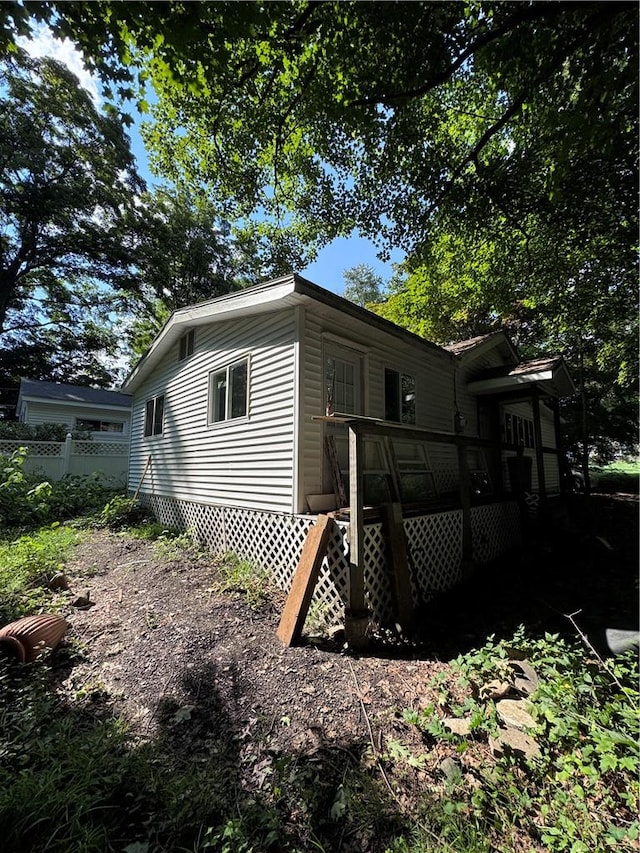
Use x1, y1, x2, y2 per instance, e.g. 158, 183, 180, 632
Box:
17, 379, 132, 439
123, 274, 574, 634
10, 380, 132, 484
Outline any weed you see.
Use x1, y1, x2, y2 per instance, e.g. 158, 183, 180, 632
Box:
95, 494, 151, 530
213, 552, 272, 609
402, 629, 640, 852
0, 523, 85, 622
153, 527, 202, 561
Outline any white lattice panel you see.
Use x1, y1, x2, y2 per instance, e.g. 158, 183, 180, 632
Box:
137, 494, 523, 631
0, 440, 62, 457
434, 467, 458, 493
404, 510, 463, 600
72, 440, 128, 456
471, 501, 521, 564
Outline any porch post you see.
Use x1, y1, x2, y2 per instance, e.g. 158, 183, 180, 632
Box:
551, 397, 567, 496
345, 423, 369, 649
457, 441, 474, 577
531, 389, 547, 504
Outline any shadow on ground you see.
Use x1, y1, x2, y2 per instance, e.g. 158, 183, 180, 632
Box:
412, 493, 639, 659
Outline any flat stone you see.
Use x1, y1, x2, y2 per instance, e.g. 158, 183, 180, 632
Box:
490, 727, 541, 760
496, 699, 536, 731
443, 717, 472, 736
439, 757, 462, 783
508, 660, 539, 696
479, 679, 513, 700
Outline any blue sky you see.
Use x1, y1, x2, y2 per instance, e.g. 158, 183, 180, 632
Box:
16, 25, 402, 297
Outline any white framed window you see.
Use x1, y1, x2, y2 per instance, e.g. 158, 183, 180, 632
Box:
384, 368, 416, 423
178, 329, 195, 361
144, 394, 164, 437
209, 357, 249, 423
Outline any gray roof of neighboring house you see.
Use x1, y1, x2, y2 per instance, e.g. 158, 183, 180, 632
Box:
18, 379, 132, 408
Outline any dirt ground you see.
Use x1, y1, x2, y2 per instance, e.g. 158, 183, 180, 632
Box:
57, 492, 638, 841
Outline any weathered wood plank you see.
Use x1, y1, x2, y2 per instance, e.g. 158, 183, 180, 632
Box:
383, 502, 415, 631
276, 514, 333, 646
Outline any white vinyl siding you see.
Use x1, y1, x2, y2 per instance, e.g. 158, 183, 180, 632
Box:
129, 309, 297, 513
299, 309, 456, 501
21, 401, 130, 438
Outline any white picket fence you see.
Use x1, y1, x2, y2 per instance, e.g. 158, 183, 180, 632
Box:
0, 436, 130, 485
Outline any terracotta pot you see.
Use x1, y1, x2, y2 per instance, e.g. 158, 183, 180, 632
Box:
0, 614, 68, 662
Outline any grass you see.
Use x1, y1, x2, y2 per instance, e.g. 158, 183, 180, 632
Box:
0, 523, 86, 623
591, 459, 639, 493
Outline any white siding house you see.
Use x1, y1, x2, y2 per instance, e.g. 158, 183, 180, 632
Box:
17, 379, 132, 439
123, 275, 575, 634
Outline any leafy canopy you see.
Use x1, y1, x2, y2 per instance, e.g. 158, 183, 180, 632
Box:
0, 47, 143, 334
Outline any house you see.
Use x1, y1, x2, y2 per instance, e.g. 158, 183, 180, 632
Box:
17, 379, 132, 440
11, 379, 132, 484
123, 274, 574, 638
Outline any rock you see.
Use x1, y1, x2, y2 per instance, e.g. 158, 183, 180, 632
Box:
489, 727, 541, 761
439, 757, 462, 784
508, 660, 540, 696
72, 592, 95, 610
479, 679, 513, 700
605, 628, 640, 655
443, 717, 473, 736
495, 699, 536, 731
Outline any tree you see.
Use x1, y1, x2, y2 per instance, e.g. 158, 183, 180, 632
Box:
3, 2, 636, 457
0, 47, 143, 334
342, 264, 385, 308
121, 186, 266, 359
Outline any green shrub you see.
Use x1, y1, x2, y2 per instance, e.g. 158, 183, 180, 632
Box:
0, 447, 45, 527
0, 448, 120, 531
0, 422, 92, 441
96, 494, 150, 530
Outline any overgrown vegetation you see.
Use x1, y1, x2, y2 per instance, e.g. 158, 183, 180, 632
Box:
398, 632, 639, 852
0, 447, 121, 529
0, 478, 637, 852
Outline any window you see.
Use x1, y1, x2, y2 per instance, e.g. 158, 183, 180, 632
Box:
144, 394, 164, 437
503, 412, 535, 448
75, 419, 124, 433
209, 358, 249, 423
179, 329, 195, 361
326, 355, 358, 414
385, 368, 416, 423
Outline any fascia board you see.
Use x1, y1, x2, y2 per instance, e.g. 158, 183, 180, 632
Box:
468, 370, 555, 394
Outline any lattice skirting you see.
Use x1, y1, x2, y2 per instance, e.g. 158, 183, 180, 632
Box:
139, 494, 521, 629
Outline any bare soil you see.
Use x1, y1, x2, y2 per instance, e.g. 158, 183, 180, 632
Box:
53, 492, 637, 850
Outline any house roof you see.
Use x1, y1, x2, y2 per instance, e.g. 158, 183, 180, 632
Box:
18, 379, 132, 409
467, 355, 576, 398
123, 273, 453, 393
445, 330, 519, 365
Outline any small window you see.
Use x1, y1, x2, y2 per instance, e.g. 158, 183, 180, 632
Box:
144, 394, 164, 437
385, 368, 416, 424
179, 329, 195, 361
209, 358, 249, 423
502, 412, 535, 448
75, 419, 124, 433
